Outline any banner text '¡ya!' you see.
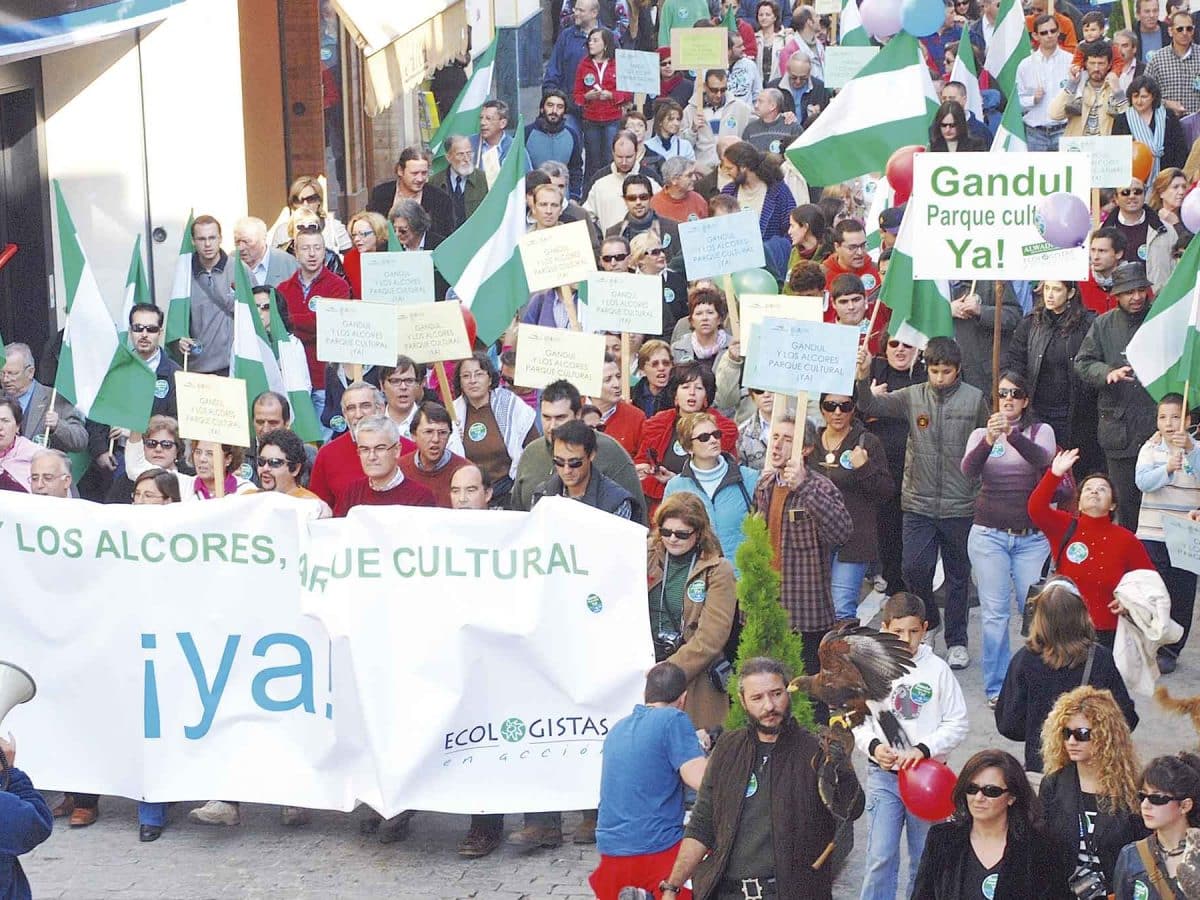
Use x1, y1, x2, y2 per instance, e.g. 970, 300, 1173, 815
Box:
300, 542, 589, 592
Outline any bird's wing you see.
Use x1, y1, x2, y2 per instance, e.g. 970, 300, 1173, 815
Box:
837, 627, 916, 701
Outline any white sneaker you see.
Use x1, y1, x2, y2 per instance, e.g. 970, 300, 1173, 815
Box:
188, 800, 240, 826
947, 645, 970, 670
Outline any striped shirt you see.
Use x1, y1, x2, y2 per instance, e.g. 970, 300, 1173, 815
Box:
1133, 435, 1200, 541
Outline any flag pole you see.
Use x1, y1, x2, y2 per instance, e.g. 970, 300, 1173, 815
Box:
43, 388, 56, 445
992, 281, 1003, 412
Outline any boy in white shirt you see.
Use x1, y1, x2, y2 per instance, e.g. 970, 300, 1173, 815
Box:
854, 592, 969, 900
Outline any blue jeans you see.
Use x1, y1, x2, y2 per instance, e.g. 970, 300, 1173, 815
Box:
859, 766, 932, 900
967, 525, 1049, 699
1025, 123, 1065, 152
901, 513, 973, 648
831, 552, 869, 621
311, 388, 332, 442
139, 801, 167, 826
582, 120, 618, 181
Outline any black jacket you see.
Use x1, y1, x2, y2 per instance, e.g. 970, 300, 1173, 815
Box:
766, 75, 830, 127
912, 819, 1074, 899
1039, 764, 1148, 887
1112, 110, 1189, 171
531, 469, 635, 517
366, 181, 456, 239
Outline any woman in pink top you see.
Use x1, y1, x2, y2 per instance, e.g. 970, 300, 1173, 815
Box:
0, 399, 38, 491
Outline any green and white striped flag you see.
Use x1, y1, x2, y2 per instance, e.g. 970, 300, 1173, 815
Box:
839, 0, 871, 47
119, 234, 151, 340
429, 38, 498, 174
230, 253, 286, 445
877, 204, 953, 349
264, 288, 323, 443
785, 33, 938, 186
990, 91, 1028, 152
1126, 239, 1200, 401
864, 175, 895, 261
948, 26, 983, 120
432, 117, 530, 346
985, 0, 1029, 151
165, 211, 195, 347
52, 182, 156, 432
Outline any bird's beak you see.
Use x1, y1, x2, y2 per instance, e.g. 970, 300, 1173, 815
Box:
787, 677, 803, 693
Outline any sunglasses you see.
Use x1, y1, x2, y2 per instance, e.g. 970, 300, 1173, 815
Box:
646, 247, 666, 256
130, 323, 162, 334
691, 430, 721, 443
624, 193, 652, 202
887, 340, 914, 349
1176, 24, 1195, 31
1119, 188, 1145, 197
297, 193, 322, 205
1139, 791, 1180, 805
351, 230, 376, 240
821, 400, 855, 413
295, 221, 322, 233
143, 438, 177, 450
1037, 27, 1059, 35
553, 457, 586, 469
1061, 726, 1092, 742
659, 527, 695, 540
257, 302, 272, 312
257, 457, 289, 469
601, 252, 629, 263
965, 784, 1009, 798
997, 387, 1027, 399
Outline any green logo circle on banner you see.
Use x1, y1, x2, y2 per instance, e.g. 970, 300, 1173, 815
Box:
586, 593, 603, 613
499, 717, 527, 742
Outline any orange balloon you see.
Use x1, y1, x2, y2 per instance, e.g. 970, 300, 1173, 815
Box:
1132, 140, 1154, 184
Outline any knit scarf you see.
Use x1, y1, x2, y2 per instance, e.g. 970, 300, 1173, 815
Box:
1126, 106, 1166, 181
690, 329, 730, 360
691, 455, 729, 499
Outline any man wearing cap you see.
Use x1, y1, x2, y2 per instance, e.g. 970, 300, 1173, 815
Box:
1075, 261, 1158, 527
878, 207, 902, 254
1101, 178, 1177, 292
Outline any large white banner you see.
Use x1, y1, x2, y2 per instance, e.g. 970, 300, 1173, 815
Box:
2, 493, 650, 817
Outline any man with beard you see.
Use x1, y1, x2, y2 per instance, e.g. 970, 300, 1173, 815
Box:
658, 657, 861, 900
525, 90, 585, 201
367, 146, 454, 238
584, 131, 663, 231
429, 135, 487, 229
254, 428, 331, 518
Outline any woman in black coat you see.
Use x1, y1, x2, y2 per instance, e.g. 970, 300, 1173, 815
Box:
1002, 279, 1102, 479
1112, 76, 1190, 175
929, 100, 987, 152
912, 749, 1074, 899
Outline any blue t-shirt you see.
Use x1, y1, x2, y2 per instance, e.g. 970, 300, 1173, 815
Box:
596, 704, 704, 856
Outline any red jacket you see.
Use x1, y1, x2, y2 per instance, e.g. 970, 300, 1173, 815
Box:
276, 266, 353, 385
309, 431, 416, 512
574, 56, 632, 123
1078, 274, 1116, 316
822, 256, 881, 321
635, 408, 739, 508
598, 401, 646, 458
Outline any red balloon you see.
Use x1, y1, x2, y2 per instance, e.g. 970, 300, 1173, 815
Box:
1132, 141, 1154, 184
898, 758, 957, 821
459, 303, 478, 348
885, 145, 927, 206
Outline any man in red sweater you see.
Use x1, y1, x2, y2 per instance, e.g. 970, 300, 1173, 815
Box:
334, 415, 435, 516
398, 402, 468, 508
310, 382, 415, 512
1078, 227, 1125, 315
822, 218, 880, 321
274, 228, 352, 428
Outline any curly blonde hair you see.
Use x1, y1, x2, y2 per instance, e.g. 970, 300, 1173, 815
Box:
1041, 685, 1140, 814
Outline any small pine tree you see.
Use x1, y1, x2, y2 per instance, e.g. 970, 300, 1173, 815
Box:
725, 513, 815, 731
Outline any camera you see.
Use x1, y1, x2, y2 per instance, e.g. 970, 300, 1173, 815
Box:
708, 658, 733, 692
654, 630, 684, 662
1068, 866, 1106, 900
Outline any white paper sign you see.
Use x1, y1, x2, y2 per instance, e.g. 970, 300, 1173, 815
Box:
317, 299, 400, 367
1164, 514, 1200, 576
910, 153, 1091, 280
360, 251, 435, 304
519, 220, 597, 292
584, 271, 664, 335
678, 209, 766, 280
616, 49, 660, 95
823, 46, 879, 89
1060, 135, 1133, 189
514, 323, 606, 397
745, 318, 860, 395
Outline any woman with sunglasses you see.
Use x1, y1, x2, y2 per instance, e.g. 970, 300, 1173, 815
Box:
662, 410, 759, 573
1038, 686, 1147, 896
1003, 280, 1103, 480
270, 176, 352, 257
1113, 77, 1189, 181
1112, 753, 1200, 897
341, 211, 388, 299
645, 492, 736, 735
930, 99, 987, 153
120, 416, 193, 504
630, 231, 688, 339
961, 371, 1056, 706
811, 392, 893, 621
995, 579, 1138, 773
913, 748, 1074, 899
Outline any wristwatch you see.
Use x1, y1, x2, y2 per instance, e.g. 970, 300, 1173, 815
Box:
659, 881, 682, 895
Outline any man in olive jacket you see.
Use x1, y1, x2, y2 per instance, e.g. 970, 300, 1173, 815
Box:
1074, 261, 1157, 529
855, 337, 990, 671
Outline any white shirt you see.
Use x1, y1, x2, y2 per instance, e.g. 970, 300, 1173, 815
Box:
1016, 47, 1073, 126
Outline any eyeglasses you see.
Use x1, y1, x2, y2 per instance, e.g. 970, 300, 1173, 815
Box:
386, 376, 418, 387
1139, 791, 1180, 805
821, 400, 855, 413
130, 324, 161, 334
143, 438, 177, 450
1037, 27, 1059, 35
964, 784, 1009, 798
1175, 24, 1195, 31
841, 241, 868, 252
351, 230, 376, 240
297, 193, 322, 206
257, 457, 289, 469
1061, 726, 1093, 742
1118, 188, 1145, 197
624, 193, 652, 202
691, 430, 721, 443
997, 387, 1027, 399
357, 442, 399, 457
601, 252, 629, 263
707, 86, 728, 94
132, 491, 165, 502
659, 527, 695, 540
887, 340, 914, 349
295, 221, 322, 234
552, 456, 586, 469
256, 302, 271, 312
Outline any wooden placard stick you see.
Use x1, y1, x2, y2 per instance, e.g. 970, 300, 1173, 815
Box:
559, 285, 581, 331
435, 361, 458, 424
722, 273, 741, 343
214, 446, 226, 499
1091, 187, 1100, 228
790, 392, 809, 468
991, 281, 1003, 412
182, 349, 190, 372
620, 333, 632, 402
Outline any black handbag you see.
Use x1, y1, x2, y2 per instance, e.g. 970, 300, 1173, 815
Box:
1022, 516, 1080, 637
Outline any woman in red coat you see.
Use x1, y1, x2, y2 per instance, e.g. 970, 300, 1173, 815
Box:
575, 27, 631, 182
636, 361, 737, 518
1028, 447, 1155, 649
341, 211, 388, 299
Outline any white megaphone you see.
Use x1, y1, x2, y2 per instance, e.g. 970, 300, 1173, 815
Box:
0, 661, 35, 726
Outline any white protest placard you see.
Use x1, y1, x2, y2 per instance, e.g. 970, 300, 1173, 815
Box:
910, 152, 1091, 280
814, 0, 840, 11
823, 46, 879, 89
175, 371, 251, 447
1164, 514, 1200, 576
1059, 135, 1133, 189
395, 301, 472, 363
745, 317, 860, 395
740, 293, 824, 364
317, 299, 400, 367
519, 220, 596, 292
515, 323, 606, 397
678, 209, 766, 280
360, 251, 435, 304
616, 49, 660, 95
670, 27, 727, 71
584, 271, 664, 335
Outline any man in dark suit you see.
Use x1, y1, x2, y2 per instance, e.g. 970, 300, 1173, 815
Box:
428, 134, 487, 230
368, 146, 455, 238
0, 341, 87, 453
390, 199, 451, 301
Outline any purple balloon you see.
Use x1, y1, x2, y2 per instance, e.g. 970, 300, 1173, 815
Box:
1036, 192, 1091, 250
1182, 187, 1200, 234
860, 0, 902, 40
